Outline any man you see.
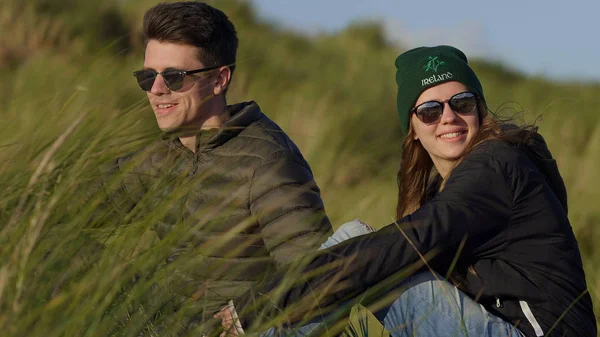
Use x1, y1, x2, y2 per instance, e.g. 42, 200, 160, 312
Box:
104, 1, 332, 335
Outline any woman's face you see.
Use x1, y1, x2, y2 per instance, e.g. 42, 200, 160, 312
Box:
410, 81, 480, 175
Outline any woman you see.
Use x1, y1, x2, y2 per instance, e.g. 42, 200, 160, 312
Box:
216, 45, 597, 337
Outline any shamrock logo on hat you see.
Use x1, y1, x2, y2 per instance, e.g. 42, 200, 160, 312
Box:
423, 56, 445, 73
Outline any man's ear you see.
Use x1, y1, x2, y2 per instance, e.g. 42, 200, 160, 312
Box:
213, 66, 232, 96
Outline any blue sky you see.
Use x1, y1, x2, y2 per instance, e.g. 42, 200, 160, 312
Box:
251, 0, 600, 82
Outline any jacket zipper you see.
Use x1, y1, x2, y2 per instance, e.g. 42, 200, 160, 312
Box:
192, 153, 199, 175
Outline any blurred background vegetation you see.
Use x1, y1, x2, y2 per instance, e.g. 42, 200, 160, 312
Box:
1, 0, 599, 336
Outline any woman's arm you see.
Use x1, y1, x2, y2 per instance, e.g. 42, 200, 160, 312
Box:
233, 141, 515, 332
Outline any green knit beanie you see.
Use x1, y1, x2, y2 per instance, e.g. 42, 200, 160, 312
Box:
395, 45, 486, 134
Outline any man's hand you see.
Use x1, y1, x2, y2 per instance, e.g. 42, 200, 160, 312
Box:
214, 305, 240, 337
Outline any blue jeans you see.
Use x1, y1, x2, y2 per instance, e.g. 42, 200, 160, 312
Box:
261, 220, 524, 337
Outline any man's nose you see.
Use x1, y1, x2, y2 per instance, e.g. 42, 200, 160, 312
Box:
149, 74, 170, 95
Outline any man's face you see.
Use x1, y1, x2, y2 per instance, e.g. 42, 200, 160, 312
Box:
142, 40, 216, 132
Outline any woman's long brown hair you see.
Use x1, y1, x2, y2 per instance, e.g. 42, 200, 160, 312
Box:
396, 102, 535, 219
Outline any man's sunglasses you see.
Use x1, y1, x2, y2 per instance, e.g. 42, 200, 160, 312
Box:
133, 65, 221, 92
411, 91, 479, 124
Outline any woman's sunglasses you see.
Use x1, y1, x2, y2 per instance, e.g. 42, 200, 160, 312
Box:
133, 65, 221, 92
411, 91, 479, 124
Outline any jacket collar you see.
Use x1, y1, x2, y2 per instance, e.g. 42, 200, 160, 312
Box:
163, 101, 263, 153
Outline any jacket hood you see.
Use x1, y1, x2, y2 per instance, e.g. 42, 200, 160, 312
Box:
504, 124, 569, 212
162, 101, 263, 153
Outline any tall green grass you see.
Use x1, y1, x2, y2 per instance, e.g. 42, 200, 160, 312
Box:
1, 0, 599, 336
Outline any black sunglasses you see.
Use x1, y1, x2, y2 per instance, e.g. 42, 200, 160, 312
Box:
133, 65, 221, 92
411, 91, 478, 124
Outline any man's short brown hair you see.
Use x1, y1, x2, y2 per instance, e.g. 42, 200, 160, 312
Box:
143, 1, 238, 73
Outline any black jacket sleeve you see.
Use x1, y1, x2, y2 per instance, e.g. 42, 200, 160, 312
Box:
234, 143, 514, 330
